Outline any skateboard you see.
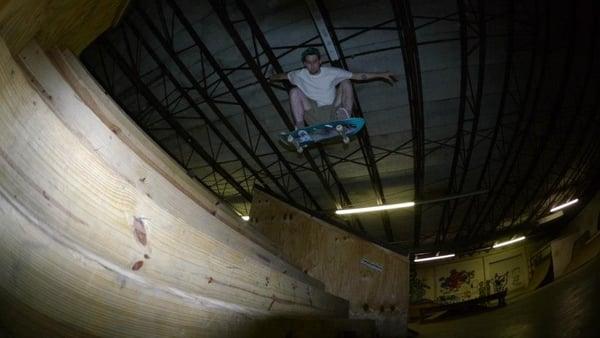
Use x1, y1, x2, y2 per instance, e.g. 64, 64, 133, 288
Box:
279, 117, 365, 153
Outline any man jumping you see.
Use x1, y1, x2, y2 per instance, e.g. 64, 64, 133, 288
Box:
269, 47, 397, 134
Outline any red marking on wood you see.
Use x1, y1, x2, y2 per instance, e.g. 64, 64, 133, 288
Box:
133, 217, 147, 246
132, 260, 144, 271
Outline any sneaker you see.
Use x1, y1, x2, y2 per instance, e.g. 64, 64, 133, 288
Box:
297, 129, 312, 143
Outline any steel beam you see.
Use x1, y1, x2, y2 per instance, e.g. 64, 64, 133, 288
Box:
391, 0, 425, 246
436, 0, 487, 244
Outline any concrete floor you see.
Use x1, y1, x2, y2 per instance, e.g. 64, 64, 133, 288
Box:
409, 254, 600, 338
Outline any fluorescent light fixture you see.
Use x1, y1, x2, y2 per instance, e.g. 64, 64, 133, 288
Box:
335, 201, 415, 215
550, 199, 578, 213
413, 253, 455, 263
241, 215, 250, 221
493, 236, 526, 249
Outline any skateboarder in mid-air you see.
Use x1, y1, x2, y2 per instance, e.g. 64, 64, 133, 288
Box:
269, 47, 397, 142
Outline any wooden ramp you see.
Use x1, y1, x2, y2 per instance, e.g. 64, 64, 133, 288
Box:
0, 38, 351, 337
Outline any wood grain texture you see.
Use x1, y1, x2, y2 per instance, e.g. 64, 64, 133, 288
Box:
43, 45, 322, 290
251, 188, 410, 336
0, 37, 347, 337
0, 0, 128, 54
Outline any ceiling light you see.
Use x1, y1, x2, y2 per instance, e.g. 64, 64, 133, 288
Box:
413, 253, 455, 263
335, 201, 415, 215
241, 215, 250, 221
493, 236, 526, 249
550, 199, 578, 213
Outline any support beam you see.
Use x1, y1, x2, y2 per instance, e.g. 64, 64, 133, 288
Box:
436, 0, 487, 244
391, 0, 425, 246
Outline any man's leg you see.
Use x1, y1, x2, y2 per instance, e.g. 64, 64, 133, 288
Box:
334, 79, 354, 119
289, 87, 311, 129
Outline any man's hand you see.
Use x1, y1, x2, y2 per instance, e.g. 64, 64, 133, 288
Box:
351, 72, 398, 85
379, 72, 397, 86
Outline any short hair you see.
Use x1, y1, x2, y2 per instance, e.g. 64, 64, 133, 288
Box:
301, 47, 321, 62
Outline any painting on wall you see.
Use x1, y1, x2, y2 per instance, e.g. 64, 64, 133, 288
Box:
435, 259, 484, 304
488, 254, 528, 291
437, 269, 476, 303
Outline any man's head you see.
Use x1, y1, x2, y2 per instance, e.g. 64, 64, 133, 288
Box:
301, 48, 321, 75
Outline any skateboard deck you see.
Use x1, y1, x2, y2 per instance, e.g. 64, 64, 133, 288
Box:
279, 117, 365, 153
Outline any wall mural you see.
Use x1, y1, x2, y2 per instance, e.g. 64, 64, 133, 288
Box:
493, 271, 509, 293
437, 269, 476, 304
412, 251, 529, 305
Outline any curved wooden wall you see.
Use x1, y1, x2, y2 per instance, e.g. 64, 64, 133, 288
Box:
0, 31, 346, 338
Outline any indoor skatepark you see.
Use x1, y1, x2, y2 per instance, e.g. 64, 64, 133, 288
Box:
1, 0, 599, 337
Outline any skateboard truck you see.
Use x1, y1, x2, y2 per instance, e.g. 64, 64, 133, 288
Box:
336, 124, 350, 144
287, 134, 304, 153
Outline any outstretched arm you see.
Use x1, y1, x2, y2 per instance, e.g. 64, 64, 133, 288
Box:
351, 71, 397, 85
269, 73, 289, 82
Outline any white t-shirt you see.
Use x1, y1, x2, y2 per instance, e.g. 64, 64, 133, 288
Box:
287, 67, 353, 106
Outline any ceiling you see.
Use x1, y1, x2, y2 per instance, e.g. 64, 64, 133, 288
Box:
81, 0, 600, 253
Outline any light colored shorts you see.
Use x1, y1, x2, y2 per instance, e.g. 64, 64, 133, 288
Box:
303, 87, 348, 125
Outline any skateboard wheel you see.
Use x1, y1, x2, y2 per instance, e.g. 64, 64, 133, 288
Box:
335, 124, 344, 132
296, 146, 304, 154
343, 136, 350, 144
287, 134, 295, 143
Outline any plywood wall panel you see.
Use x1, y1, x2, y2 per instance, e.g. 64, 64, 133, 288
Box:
251, 189, 410, 336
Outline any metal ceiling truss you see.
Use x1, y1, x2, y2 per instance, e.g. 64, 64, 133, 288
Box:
478, 2, 578, 238
435, 0, 487, 244
453, 0, 536, 242
452, 0, 540, 240
390, 0, 425, 247
515, 11, 599, 226
467, 1, 562, 239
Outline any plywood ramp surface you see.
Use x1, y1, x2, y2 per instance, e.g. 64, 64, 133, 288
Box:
0, 37, 346, 337
251, 188, 410, 337
0, 0, 129, 54
43, 45, 319, 289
